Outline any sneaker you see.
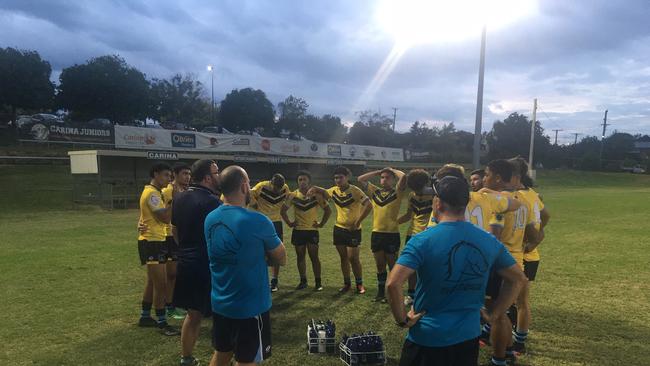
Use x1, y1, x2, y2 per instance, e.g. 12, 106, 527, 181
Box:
314, 284, 324, 291
295, 282, 308, 290
506, 347, 519, 364
356, 284, 366, 294
404, 295, 414, 306
511, 341, 526, 355
180, 356, 200, 366
478, 331, 491, 347
167, 308, 187, 320
270, 280, 279, 292
138, 316, 158, 327
159, 323, 181, 336
338, 284, 351, 293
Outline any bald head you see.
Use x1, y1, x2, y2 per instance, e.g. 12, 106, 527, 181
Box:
220, 165, 249, 196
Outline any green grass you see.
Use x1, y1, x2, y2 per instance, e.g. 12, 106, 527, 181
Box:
1, 165, 649, 365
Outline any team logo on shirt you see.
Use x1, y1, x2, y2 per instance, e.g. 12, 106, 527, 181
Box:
371, 189, 397, 207
443, 241, 489, 293
410, 197, 433, 215
259, 187, 287, 205
332, 191, 355, 208
149, 194, 161, 207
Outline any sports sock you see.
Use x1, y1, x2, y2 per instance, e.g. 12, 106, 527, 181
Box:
155, 308, 167, 326
315, 277, 322, 286
300, 277, 307, 284
343, 278, 351, 286
514, 329, 529, 344
482, 323, 491, 334
166, 303, 174, 312
355, 277, 363, 285
490, 356, 507, 366
377, 272, 387, 293
141, 301, 152, 318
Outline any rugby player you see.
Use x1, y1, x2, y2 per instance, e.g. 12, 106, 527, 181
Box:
397, 169, 433, 306
136, 162, 179, 336
469, 169, 485, 192
308, 166, 372, 294
250, 174, 290, 292
358, 167, 407, 302
482, 159, 541, 366
162, 163, 191, 320
280, 170, 331, 291
509, 157, 551, 355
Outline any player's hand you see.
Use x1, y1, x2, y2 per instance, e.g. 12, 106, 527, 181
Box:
480, 307, 495, 324
288, 221, 297, 228
313, 221, 323, 228
404, 306, 426, 328
137, 221, 148, 234
353, 220, 362, 229
306, 187, 317, 197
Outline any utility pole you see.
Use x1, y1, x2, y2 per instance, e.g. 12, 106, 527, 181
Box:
472, 25, 487, 170
552, 129, 563, 145
599, 110, 609, 164
392, 107, 398, 131
528, 98, 537, 174
572, 132, 581, 145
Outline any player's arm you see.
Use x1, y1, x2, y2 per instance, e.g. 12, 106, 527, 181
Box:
148, 191, 171, 224
481, 264, 527, 324
354, 197, 372, 229
398, 206, 413, 225
357, 170, 381, 190
280, 203, 295, 228
307, 186, 330, 200
504, 196, 521, 212
540, 208, 551, 229
315, 204, 332, 228
391, 168, 407, 191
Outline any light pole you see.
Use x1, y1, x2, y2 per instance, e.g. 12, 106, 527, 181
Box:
207, 65, 214, 123
472, 25, 487, 170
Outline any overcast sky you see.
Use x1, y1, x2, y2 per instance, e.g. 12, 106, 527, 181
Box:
2, 0, 649, 144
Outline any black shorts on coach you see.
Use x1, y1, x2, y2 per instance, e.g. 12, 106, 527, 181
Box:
137, 240, 168, 265
485, 270, 503, 299
212, 311, 272, 363
291, 229, 319, 246
523, 260, 540, 281
333, 226, 361, 247
173, 260, 212, 317
272, 221, 284, 242
399, 338, 479, 366
371, 232, 401, 254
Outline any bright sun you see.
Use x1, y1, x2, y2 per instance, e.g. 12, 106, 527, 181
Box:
376, 0, 538, 47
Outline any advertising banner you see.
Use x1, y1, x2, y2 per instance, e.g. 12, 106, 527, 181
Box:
114, 126, 404, 162
19, 121, 114, 144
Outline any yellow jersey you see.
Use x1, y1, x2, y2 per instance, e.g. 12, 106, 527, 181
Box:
406, 192, 433, 236
492, 190, 535, 267
518, 188, 545, 262
138, 184, 168, 242
251, 180, 290, 222
326, 184, 368, 230
287, 189, 328, 230
367, 183, 406, 233
161, 184, 174, 237
465, 191, 510, 232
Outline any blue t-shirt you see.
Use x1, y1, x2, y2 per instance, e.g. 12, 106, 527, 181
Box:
204, 205, 282, 319
397, 221, 516, 347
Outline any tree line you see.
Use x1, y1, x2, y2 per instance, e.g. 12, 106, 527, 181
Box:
1, 47, 646, 171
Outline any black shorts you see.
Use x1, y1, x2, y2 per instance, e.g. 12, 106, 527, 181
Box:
173, 260, 212, 317
272, 221, 284, 242
333, 226, 361, 247
485, 270, 503, 299
166, 236, 179, 262
212, 311, 271, 363
371, 232, 401, 254
138, 240, 168, 265
291, 230, 319, 246
399, 338, 479, 366
524, 260, 540, 281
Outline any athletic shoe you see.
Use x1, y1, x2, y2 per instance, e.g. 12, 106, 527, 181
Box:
314, 284, 324, 291
373, 294, 385, 302
478, 331, 491, 347
295, 282, 308, 290
138, 317, 158, 327
506, 347, 518, 364
338, 284, 351, 293
511, 341, 526, 355
180, 356, 200, 366
356, 284, 366, 294
159, 323, 181, 336
167, 308, 187, 320
270, 280, 279, 292
404, 295, 414, 306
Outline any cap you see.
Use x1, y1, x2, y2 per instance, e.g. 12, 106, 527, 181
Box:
433, 176, 470, 207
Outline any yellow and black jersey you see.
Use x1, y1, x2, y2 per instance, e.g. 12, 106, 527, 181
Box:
406, 192, 433, 236
326, 184, 368, 230
138, 184, 167, 242
251, 180, 290, 222
465, 191, 510, 232
161, 184, 174, 237
519, 188, 545, 262
491, 190, 535, 267
287, 189, 328, 230
366, 182, 405, 233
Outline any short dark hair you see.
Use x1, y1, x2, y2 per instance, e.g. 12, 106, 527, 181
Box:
470, 169, 485, 178
172, 162, 191, 176
406, 169, 430, 191
149, 162, 171, 178
435, 165, 465, 180
296, 170, 311, 182
220, 166, 247, 195
380, 168, 396, 178
487, 159, 513, 183
508, 157, 534, 188
333, 166, 351, 177
191, 159, 216, 183
271, 173, 285, 188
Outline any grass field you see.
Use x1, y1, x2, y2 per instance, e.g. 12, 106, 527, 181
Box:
1, 165, 649, 365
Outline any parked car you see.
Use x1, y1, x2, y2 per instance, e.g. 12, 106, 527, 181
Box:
201, 126, 233, 134
87, 118, 112, 128
622, 165, 646, 174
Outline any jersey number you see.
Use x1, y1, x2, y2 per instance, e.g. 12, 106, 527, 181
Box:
465, 206, 483, 228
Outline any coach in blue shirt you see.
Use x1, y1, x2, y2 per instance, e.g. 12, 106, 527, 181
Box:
387, 176, 526, 366
204, 165, 287, 366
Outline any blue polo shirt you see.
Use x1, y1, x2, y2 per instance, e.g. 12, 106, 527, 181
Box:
397, 221, 516, 347
204, 205, 282, 319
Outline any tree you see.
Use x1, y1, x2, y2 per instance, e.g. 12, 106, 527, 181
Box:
56, 55, 150, 123
356, 110, 394, 130
301, 114, 348, 143
218, 88, 275, 133
0, 47, 54, 118
150, 74, 210, 127
487, 112, 551, 163
277, 95, 308, 134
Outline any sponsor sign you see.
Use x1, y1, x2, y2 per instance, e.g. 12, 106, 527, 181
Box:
171, 133, 196, 148
147, 151, 178, 160
327, 144, 342, 156
232, 138, 250, 146
20, 122, 114, 144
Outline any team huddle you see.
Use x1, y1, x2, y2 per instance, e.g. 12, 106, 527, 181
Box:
135, 157, 550, 366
